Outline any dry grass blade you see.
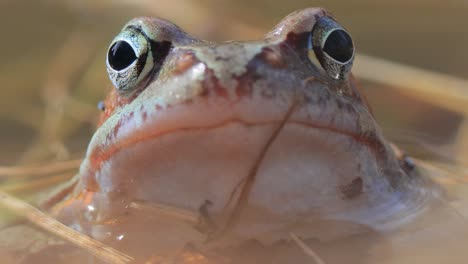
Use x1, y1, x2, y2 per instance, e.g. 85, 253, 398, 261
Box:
0, 190, 134, 264
0, 172, 74, 193
20, 28, 99, 163
412, 159, 468, 185
129, 201, 198, 224
412, 159, 468, 222
289, 232, 326, 264
0, 159, 81, 178
354, 54, 468, 115
455, 119, 468, 164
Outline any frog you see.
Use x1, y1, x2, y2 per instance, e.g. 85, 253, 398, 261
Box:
33, 7, 440, 263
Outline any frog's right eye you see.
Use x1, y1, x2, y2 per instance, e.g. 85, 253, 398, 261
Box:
106, 26, 170, 94
309, 16, 354, 80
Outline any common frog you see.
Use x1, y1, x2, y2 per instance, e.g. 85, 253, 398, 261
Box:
30, 7, 441, 263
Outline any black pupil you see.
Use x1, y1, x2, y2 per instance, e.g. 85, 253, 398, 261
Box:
108, 41, 138, 71
323, 29, 354, 63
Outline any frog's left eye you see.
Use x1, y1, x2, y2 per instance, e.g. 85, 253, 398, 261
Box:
106, 26, 170, 94
108, 41, 138, 71
309, 16, 355, 79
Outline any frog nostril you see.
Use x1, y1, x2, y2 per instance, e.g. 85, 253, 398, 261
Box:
323, 29, 354, 63
108, 41, 138, 71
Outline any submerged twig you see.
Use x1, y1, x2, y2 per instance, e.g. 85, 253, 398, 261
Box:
289, 232, 327, 264
0, 159, 81, 178
214, 96, 299, 239
0, 190, 133, 264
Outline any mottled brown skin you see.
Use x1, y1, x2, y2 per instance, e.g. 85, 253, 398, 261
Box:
45, 8, 436, 263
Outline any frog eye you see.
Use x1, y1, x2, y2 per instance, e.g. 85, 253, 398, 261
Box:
309, 16, 354, 79
106, 25, 171, 94
108, 41, 138, 71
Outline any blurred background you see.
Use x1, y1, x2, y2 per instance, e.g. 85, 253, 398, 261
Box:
0, 1, 468, 263
0, 0, 467, 166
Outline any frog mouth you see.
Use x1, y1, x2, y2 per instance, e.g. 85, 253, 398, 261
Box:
86, 120, 370, 208
79, 92, 391, 216
74, 92, 437, 243
84, 93, 377, 179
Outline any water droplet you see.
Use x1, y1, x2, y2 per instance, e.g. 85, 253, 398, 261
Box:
87, 204, 96, 212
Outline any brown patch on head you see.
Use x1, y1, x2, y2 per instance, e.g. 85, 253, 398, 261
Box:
235, 82, 251, 98
214, 84, 228, 98
339, 177, 363, 199
199, 86, 210, 97
173, 52, 198, 75
235, 70, 256, 98
261, 47, 285, 68
200, 67, 229, 99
